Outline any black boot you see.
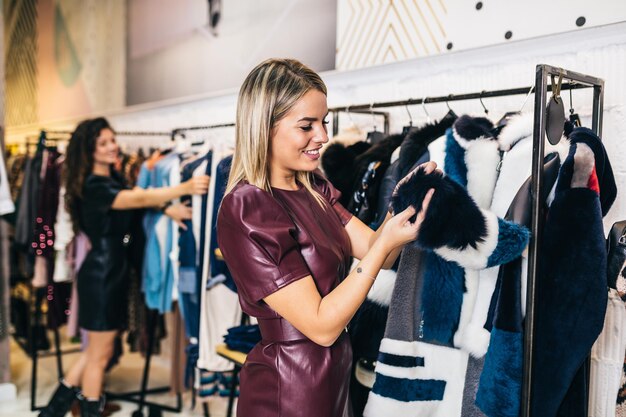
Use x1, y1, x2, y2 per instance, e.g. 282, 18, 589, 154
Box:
38, 381, 78, 417
79, 394, 105, 417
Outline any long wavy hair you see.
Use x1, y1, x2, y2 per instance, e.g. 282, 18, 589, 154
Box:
225, 58, 327, 206
64, 117, 114, 233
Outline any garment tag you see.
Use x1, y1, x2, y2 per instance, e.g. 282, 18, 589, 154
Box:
546, 96, 565, 145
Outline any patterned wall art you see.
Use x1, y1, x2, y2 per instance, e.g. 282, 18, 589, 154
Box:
336, 0, 626, 70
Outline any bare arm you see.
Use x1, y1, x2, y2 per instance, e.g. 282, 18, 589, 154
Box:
263, 191, 433, 347
110, 176, 209, 210
346, 213, 401, 269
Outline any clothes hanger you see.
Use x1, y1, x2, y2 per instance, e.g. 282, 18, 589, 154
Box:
479, 91, 489, 115
342, 105, 363, 136
568, 84, 582, 127
402, 101, 418, 136
443, 94, 458, 120
495, 86, 533, 131
422, 95, 432, 124
366, 103, 385, 144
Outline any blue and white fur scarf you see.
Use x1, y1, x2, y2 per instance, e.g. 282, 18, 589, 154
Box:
364, 116, 530, 417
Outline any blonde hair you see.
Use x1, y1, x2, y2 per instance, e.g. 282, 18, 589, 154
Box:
225, 58, 327, 207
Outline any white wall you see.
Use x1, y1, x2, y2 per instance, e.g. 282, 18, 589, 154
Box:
7, 21, 626, 229
126, 0, 337, 104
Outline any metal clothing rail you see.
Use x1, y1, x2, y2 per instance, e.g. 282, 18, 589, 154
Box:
23, 129, 183, 417
327, 64, 604, 417
330, 109, 391, 136
43, 129, 171, 137
171, 122, 236, 140
522, 64, 604, 417
328, 81, 592, 137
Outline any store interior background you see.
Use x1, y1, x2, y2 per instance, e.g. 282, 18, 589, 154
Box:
1, 0, 626, 415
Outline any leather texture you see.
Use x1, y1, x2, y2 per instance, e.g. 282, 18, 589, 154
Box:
217, 172, 354, 417
77, 173, 132, 331
607, 220, 626, 289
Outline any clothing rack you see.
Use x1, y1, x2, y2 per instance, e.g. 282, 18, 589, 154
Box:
171, 122, 236, 140
328, 64, 604, 416
21, 129, 182, 417
330, 109, 391, 136
523, 64, 603, 417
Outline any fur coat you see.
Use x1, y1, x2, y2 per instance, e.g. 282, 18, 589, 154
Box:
364, 116, 530, 417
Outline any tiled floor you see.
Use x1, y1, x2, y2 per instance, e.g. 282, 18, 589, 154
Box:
0, 336, 235, 417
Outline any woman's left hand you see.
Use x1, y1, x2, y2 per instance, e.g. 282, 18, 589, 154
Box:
389, 161, 440, 214
164, 202, 193, 230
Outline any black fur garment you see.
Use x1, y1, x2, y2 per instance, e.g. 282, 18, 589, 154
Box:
321, 141, 371, 205
390, 167, 487, 250
398, 115, 456, 178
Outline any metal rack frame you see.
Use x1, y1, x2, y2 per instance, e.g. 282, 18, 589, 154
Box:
522, 64, 604, 417
329, 64, 605, 416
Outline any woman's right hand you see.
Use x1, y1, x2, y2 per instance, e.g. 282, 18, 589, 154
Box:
379, 188, 434, 251
183, 175, 210, 195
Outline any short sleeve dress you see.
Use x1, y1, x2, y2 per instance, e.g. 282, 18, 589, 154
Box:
77, 173, 133, 331
217, 172, 354, 417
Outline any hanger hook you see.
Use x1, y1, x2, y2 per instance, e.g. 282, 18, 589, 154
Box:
421, 96, 431, 122
568, 83, 576, 114
445, 94, 453, 112
550, 71, 564, 98
346, 105, 356, 127
519, 85, 534, 112
405, 101, 413, 126
370, 103, 378, 131
479, 91, 489, 115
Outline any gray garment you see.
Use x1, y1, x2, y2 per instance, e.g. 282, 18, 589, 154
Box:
462, 356, 487, 417
384, 245, 425, 342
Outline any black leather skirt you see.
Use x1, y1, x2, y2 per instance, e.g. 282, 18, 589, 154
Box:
77, 237, 129, 331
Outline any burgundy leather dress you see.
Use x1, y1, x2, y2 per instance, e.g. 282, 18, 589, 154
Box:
217, 173, 354, 417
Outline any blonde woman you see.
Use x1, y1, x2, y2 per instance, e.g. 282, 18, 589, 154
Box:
217, 58, 434, 417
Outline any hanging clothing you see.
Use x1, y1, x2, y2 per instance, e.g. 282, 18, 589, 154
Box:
208, 154, 234, 291
0, 151, 15, 216
53, 184, 74, 283
531, 127, 617, 417
589, 289, 626, 417
364, 116, 530, 417
217, 172, 353, 417
178, 152, 211, 339
14, 151, 43, 277
198, 147, 241, 372
77, 172, 132, 330
138, 152, 179, 313
346, 134, 404, 226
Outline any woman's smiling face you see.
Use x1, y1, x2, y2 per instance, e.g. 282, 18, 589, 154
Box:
269, 89, 329, 181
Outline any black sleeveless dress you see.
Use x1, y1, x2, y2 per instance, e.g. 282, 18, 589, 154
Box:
77, 173, 132, 331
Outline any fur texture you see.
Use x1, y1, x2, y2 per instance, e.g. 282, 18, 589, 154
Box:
475, 328, 523, 417
350, 299, 390, 360
367, 267, 398, 306
321, 141, 371, 204
421, 252, 466, 345
391, 168, 487, 251
531, 151, 608, 416
398, 117, 457, 178
464, 138, 500, 209
434, 210, 498, 269
366, 340, 469, 417
567, 126, 617, 215
452, 115, 495, 148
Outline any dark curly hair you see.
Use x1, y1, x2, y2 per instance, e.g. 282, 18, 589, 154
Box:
64, 117, 114, 233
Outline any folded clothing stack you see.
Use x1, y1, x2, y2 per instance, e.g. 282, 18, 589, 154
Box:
223, 324, 261, 354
